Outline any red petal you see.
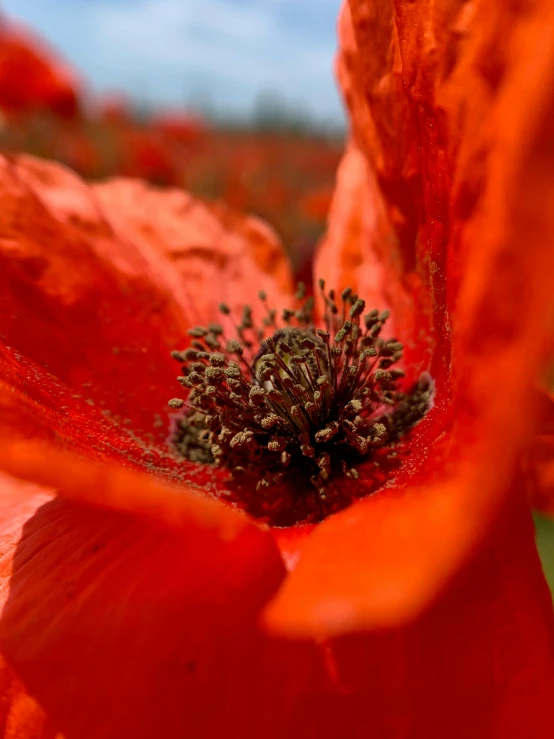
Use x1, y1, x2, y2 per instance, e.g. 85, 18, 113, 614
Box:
92, 178, 293, 328
316, 0, 445, 389
271, 525, 317, 572
0, 356, 187, 482
0, 154, 292, 465
0, 659, 53, 738
314, 140, 433, 384
315, 143, 390, 310
0, 469, 304, 739
278, 0, 554, 636
3, 463, 551, 738
0, 438, 251, 538
319, 492, 554, 738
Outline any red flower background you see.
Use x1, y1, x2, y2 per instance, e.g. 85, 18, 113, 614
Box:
0, 17, 341, 280
0, 1, 554, 738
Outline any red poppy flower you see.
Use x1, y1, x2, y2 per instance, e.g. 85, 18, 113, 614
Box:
116, 128, 180, 186
152, 110, 206, 146
1, 1, 554, 738
96, 93, 134, 127
0, 19, 80, 119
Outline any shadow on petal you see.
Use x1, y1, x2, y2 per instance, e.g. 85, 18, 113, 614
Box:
0, 494, 297, 738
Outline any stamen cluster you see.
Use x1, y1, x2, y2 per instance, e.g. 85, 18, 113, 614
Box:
169, 281, 432, 523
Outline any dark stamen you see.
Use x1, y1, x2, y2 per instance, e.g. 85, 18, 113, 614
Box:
169, 282, 434, 525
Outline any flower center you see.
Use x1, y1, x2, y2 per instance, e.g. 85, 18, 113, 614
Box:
169, 281, 433, 525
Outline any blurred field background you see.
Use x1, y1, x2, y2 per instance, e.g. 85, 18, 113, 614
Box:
0, 105, 343, 278
0, 3, 552, 594
0, 0, 346, 280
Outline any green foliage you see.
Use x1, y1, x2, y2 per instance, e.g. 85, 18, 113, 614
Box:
534, 512, 554, 597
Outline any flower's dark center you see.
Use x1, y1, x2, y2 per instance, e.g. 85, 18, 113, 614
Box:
169, 281, 433, 525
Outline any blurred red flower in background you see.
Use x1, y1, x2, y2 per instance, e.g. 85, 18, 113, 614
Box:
0, 17, 341, 268
0, 1, 554, 738
0, 18, 80, 119
153, 109, 206, 146
96, 93, 134, 128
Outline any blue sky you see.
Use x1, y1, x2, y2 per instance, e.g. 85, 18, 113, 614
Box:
3, 0, 345, 124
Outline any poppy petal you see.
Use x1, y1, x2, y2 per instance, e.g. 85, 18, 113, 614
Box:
0, 468, 306, 739
0, 437, 251, 538
315, 142, 390, 310
318, 492, 554, 739
93, 178, 293, 327
271, 525, 317, 572
314, 140, 432, 383
0, 153, 292, 458
0, 658, 55, 738
2, 467, 553, 737
0, 350, 186, 480
267, 0, 554, 636
316, 0, 442, 384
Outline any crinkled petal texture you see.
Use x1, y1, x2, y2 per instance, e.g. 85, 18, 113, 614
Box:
0, 456, 308, 739
1, 451, 554, 739
267, 0, 554, 664
0, 153, 298, 733
0, 153, 292, 475
2, 1, 554, 738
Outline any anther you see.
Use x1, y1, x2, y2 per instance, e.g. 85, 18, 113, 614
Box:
187, 327, 207, 338
205, 367, 224, 382
249, 387, 266, 406
210, 353, 226, 367
171, 350, 187, 362
224, 363, 242, 379
350, 299, 365, 318
227, 340, 244, 356
170, 280, 433, 526
268, 437, 287, 452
